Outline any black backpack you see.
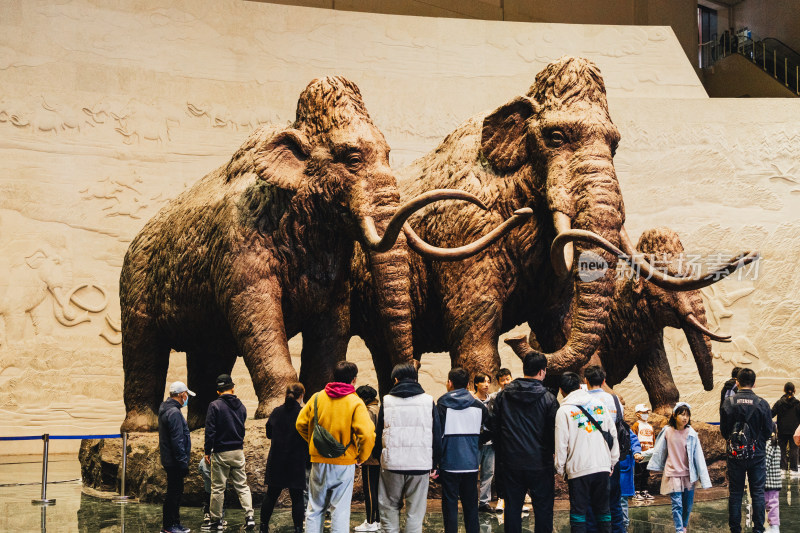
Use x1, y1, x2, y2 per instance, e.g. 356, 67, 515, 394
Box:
727, 407, 756, 461
613, 395, 632, 459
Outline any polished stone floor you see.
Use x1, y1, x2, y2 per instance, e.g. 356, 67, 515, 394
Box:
3, 455, 800, 532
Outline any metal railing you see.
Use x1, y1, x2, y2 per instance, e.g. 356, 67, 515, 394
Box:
699, 33, 800, 95
0, 432, 132, 505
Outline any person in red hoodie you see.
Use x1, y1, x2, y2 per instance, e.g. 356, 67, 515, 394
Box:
296, 361, 376, 533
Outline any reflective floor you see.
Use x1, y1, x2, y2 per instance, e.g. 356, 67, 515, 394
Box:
4, 456, 800, 532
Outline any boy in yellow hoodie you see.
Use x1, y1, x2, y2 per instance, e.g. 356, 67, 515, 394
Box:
296, 361, 376, 533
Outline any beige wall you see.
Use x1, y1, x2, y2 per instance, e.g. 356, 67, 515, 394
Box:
0, 0, 797, 455
702, 53, 798, 97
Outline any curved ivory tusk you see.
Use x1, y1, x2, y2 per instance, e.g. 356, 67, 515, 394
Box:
552, 212, 573, 278
68, 284, 109, 313
620, 227, 760, 291
685, 313, 732, 342
360, 189, 488, 253
403, 208, 533, 261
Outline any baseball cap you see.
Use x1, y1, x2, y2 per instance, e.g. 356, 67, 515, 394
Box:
169, 381, 195, 396
216, 374, 235, 391
634, 403, 650, 413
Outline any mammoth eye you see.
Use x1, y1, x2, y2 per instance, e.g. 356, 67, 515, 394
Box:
344, 151, 362, 168
548, 129, 566, 146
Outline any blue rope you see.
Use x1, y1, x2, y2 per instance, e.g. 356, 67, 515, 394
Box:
0, 434, 122, 441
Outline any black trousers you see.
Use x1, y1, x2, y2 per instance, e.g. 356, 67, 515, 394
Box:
501, 466, 554, 533
260, 485, 304, 529
778, 433, 799, 471
362, 464, 381, 523
441, 471, 479, 533
568, 472, 611, 533
633, 460, 649, 492
728, 457, 766, 533
163, 467, 185, 529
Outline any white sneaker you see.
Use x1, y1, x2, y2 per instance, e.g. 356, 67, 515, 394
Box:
495, 498, 504, 511
354, 521, 379, 532
522, 504, 531, 512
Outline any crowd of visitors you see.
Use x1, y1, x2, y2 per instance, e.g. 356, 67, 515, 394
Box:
156, 359, 799, 533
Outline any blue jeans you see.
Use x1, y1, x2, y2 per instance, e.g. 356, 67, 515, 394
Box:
619, 497, 629, 530
670, 488, 694, 532
478, 444, 495, 506
728, 457, 766, 533
306, 463, 355, 533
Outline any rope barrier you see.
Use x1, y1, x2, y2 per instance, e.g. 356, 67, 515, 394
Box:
0, 434, 122, 441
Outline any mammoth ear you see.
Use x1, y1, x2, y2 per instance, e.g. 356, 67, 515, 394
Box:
480, 96, 536, 173
25, 250, 47, 269
254, 129, 312, 188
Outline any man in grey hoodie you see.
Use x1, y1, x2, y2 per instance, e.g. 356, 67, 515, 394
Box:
437, 367, 489, 533
555, 372, 619, 533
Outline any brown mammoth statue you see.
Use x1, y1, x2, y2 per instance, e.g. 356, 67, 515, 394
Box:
506, 227, 736, 414
119, 76, 530, 431
350, 57, 756, 395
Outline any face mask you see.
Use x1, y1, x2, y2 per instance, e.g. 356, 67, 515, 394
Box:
640, 413, 649, 421
182, 395, 189, 407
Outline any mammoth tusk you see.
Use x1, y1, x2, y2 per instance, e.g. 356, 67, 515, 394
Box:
685, 313, 732, 342
360, 189, 487, 253
551, 212, 574, 277
620, 227, 760, 292
403, 208, 533, 261
67, 284, 109, 313
504, 333, 534, 360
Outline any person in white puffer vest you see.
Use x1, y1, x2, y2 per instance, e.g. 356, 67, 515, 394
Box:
373, 362, 443, 533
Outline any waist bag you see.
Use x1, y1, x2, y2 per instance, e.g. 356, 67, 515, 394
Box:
312, 394, 352, 459
577, 404, 615, 451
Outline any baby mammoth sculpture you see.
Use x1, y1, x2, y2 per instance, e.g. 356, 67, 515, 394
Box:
507, 227, 734, 413
120, 76, 529, 431
350, 56, 756, 395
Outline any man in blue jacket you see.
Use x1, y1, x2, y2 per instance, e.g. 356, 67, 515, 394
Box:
158, 381, 195, 533
203, 374, 255, 531
436, 367, 488, 533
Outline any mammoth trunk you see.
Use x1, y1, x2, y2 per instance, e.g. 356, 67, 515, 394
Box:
683, 324, 715, 391
546, 173, 623, 374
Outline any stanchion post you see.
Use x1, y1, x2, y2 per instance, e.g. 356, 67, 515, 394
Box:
31, 434, 55, 505
114, 432, 132, 503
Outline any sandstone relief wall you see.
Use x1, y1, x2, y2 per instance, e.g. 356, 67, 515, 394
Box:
0, 0, 794, 453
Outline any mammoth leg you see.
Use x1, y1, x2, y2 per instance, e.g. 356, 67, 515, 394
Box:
121, 315, 170, 432
300, 304, 350, 399
232, 284, 298, 419
186, 349, 237, 430
637, 338, 680, 415
448, 293, 503, 378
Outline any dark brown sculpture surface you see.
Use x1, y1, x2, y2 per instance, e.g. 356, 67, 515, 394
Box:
118, 76, 526, 431
351, 57, 755, 395
507, 227, 730, 413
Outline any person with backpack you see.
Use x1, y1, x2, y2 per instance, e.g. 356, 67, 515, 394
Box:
647, 403, 711, 533
555, 372, 619, 533
260, 382, 308, 533
437, 367, 489, 533
764, 424, 782, 533
771, 382, 800, 475
203, 374, 255, 531
584, 365, 629, 533
355, 385, 381, 532
720, 368, 774, 533
295, 361, 376, 533
490, 351, 559, 533
374, 362, 443, 533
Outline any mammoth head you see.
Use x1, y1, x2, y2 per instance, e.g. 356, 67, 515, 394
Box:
252, 76, 531, 256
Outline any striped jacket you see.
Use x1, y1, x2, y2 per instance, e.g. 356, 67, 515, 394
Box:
765, 438, 782, 491
437, 388, 489, 472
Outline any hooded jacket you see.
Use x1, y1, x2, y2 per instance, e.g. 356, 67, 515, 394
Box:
158, 397, 191, 469
555, 389, 619, 480
374, 380, 443, 473
295, 383, 376, 465
772, 394, 800, 436
437, 388, 488, 473
490, 378, 559, 471
204, 393, 247, 455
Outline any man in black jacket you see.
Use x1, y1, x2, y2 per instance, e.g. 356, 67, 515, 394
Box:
720, 368, 774, 533
772, 382, 800, 474
203, 374, 255, 531
720, 367, 742, 409
158, 381, 195, 533
490, 351, 559, 533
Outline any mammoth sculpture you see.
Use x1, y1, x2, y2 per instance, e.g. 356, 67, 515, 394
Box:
506, 227, 734, 414
350, 57, 756, 395
120, 76, 529, 431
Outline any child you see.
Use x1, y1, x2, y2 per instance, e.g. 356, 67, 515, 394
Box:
765, 424, 782, 533
618, 429, 642, 529
355, 385, 381, 532
631, 403, 655, 500
647, 402, 711, 533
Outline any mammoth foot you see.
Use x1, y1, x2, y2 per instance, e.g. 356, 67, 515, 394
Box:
254, 396, 287, 420
120, 409, 159, 433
